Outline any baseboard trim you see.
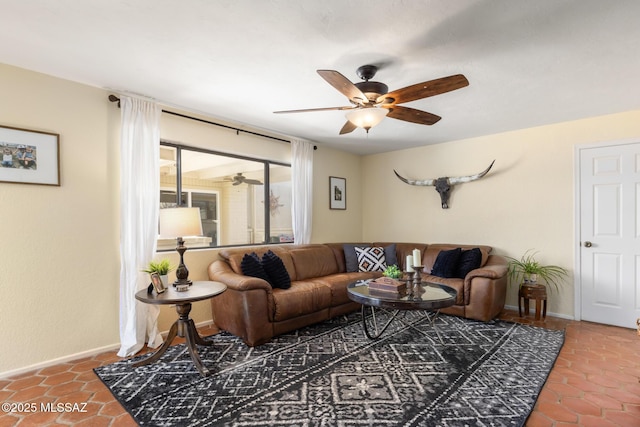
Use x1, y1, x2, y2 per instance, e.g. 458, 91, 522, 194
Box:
503, 304, 575, 320
0, 319, 215, 379
0, 342, 121, 380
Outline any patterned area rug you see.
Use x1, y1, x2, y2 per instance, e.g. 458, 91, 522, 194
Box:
95, 312, 564, 426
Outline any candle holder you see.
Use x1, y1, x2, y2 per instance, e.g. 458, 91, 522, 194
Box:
411, 266, 424, 299
403, 271, 413, 297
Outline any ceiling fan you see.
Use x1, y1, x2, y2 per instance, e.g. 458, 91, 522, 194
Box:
226, 173, 263, 186
274, 65, 469, 134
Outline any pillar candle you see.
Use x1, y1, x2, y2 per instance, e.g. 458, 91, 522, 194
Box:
413, 249, 421, 267
405, 255, 414, 272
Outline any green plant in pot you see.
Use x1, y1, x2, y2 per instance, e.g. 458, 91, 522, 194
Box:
507, 250, 568, 293
142, 259, 174, 286
383, 264, 403, 279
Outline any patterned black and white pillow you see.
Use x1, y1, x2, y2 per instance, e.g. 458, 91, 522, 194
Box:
344, 243, 397, 272
354, 246, 387, 272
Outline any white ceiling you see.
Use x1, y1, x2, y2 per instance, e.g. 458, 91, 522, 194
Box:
1, 0, 639, 155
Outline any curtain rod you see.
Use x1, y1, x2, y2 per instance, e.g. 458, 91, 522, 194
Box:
108, 95, 316, 149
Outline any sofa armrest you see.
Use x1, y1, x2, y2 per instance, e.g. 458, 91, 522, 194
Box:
208, 260, 273, 293
462, 254, 508, 316
464, 266, 507, 283
208, 259, 276, 346
464, 255, 508, 283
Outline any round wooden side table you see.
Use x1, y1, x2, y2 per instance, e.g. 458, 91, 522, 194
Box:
518, 283, 547, 321
134, 280, 226, 376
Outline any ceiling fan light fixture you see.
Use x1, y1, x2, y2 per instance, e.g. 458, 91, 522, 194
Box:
345, 107, 389, 133
277, 66, 469, 135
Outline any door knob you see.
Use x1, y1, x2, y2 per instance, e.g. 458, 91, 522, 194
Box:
584, 241, 592, 248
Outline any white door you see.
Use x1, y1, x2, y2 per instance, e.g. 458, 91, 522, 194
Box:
578, 141, 640, 328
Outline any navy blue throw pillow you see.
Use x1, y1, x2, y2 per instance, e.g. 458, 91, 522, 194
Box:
262, 250, 291, 289
456, 248, 482, 279
383, 244, 398, 268
240, 252, 270, 283
431, 248, 462, 278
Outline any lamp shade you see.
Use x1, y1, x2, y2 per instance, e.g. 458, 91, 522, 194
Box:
159, 207, 203, 238
345, 107, 389, 131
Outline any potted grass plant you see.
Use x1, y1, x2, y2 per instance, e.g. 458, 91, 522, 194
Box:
383, 264, 403, 279
507, 250, 568, 293
143, 259, 174, 287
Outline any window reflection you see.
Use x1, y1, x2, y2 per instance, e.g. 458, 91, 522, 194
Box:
158, 144, 292, 249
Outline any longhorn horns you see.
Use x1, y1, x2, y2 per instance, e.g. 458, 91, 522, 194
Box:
393, 160, 495, 186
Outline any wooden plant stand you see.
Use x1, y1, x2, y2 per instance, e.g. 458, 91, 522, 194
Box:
518, 283, 548, 321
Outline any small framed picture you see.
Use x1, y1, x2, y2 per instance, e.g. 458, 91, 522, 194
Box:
0, 125, 60, 186
329, 176, 346, 210
150, 272, 166, 294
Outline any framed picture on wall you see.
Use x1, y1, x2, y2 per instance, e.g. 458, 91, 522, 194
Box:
329, 176, 346, 210
0, 125, 60, 186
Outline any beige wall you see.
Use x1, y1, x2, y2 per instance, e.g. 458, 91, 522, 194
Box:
362, 110, 640, 317
0, 64, 364, 376
0, 64, 121, 375
310, 146, 364, 243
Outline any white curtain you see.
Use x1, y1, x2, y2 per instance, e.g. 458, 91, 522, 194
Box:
291, 139, 314, 244
117, 95, 163, 357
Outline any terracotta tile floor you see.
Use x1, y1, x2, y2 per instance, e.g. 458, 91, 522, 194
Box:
1, 310, 639, 426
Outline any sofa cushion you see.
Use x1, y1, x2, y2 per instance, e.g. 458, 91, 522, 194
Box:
354, 246, 388, 272
220, 246, 297, 280
262, 250, 291, 289
317, 272, 381, 306
431, 248, 462, 278
290, 245, 340, 280
240, 252, 270, 282
388, 243, 429, 270
344, 243, 398, 272
422, 274, 464, 305
272, 281, 332, 322
325, 243, 353, 272
456, 248, 482, 278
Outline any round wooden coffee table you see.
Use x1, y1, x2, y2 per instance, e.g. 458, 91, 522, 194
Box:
347, 280, 456, 341
134, 280, 226, 376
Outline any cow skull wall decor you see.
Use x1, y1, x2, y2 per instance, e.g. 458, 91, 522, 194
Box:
394, 160, 495, 209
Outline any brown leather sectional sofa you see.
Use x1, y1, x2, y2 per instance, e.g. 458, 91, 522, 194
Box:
208, 242, 508, 346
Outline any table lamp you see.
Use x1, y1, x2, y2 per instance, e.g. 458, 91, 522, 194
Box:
159, 207, 203, 289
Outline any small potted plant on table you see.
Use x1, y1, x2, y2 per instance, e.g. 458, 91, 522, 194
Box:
507, 250, 568, 320
143, 259, 174, 287
507, 250, 568, 293
383, 264, 403, 280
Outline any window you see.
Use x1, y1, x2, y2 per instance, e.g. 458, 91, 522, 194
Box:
158, 143, 293, 250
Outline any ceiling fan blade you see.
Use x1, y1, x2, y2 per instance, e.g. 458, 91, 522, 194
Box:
274, 106, 357, 114
317, 70, 369, 105
383, 105, 441, 125
378, 74, 469, 105
339, 120, 357, 135
244, 179, 263, 185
